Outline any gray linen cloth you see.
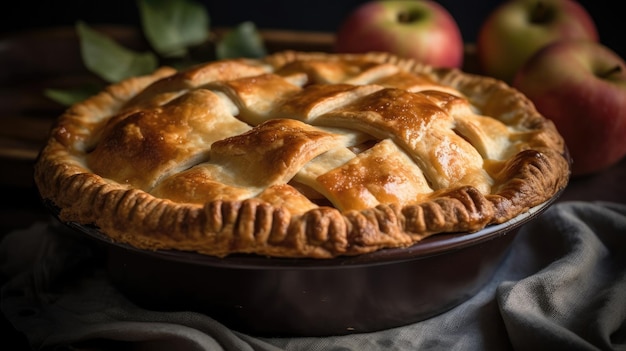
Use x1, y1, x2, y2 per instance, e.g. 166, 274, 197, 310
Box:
1, 201, 625, 351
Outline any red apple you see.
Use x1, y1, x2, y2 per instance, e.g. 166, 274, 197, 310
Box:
477, 0, 598, 84
513, 40, 626, 176
334, 0, 464, 68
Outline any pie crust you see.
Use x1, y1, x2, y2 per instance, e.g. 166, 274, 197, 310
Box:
34, 51, 570, 258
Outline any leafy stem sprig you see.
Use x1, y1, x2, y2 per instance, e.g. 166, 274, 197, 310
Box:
45, 0, 267, 106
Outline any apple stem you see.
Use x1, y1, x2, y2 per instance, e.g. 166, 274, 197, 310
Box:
599, 65, 623, 79
530, 1, 554, 24
397, 11, 420, 24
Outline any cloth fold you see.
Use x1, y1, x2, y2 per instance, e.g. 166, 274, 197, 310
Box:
1, 201, 625, 351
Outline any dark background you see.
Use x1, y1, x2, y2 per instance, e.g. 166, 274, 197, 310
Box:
1, 0, 624, 58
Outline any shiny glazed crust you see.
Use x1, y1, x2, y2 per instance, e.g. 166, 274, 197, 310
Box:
34, 51, 570, 258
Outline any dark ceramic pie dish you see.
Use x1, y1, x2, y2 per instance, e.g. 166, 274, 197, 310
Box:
51, 190, 561, 337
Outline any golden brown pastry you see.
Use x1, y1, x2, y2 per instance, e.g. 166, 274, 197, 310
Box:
34, 51, 570, 258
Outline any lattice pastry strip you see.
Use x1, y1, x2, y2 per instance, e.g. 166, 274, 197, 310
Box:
273, 83, 385, 122
204, 73, 307, 126
420, 89, 545, 162
315, 138, 433, 211
122, 59, 272, 110
274, 59, 394, 84
370, 70, 461, 95
150, 119, 363, 206
87, 88, 249, 191
314, 88, 490, 192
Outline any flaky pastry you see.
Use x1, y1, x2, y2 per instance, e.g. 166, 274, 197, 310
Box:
34, 51, 570, 258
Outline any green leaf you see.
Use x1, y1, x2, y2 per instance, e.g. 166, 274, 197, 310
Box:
77, 21, 158, 83
43, 83, 104, 106
138, 0, 210, 58
216, 21, 267, 60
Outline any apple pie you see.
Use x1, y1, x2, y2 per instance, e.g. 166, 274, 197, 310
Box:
34, 51, 570, 258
